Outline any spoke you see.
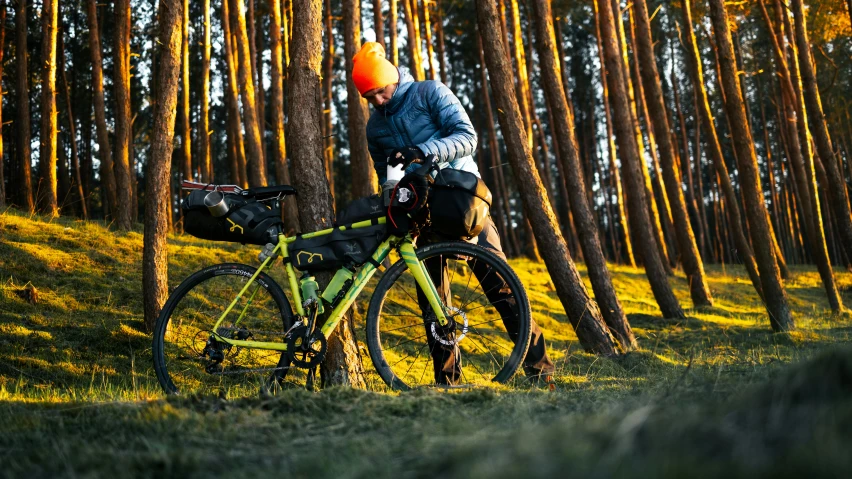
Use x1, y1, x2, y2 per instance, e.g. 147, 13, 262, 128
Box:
462, 297, 515, 314
381, 321, 428, 334
465, 316, 506, 330
387, 332, 429, 351
458, 277, 508, 313
400, 342, 429, 383
468, 324, 513, 356
455, 258, 477, 311
464, 334, 504, 377
418, 339, 440, 386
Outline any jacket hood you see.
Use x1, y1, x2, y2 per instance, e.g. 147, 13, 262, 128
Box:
379, 67, 415, 114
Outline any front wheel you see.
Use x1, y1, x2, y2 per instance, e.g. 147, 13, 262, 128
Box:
366, 242, 532, 390
152, 263, 294, 396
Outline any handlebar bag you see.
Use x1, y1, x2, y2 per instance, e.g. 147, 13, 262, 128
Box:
428, 169, 492, 240
290, 224, 387, 272
182, 190, 283, 245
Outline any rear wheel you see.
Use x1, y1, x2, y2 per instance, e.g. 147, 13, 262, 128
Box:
152, 263, 294, 396
365, 242, 532, 390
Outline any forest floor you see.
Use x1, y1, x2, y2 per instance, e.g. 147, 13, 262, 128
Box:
1, 208, 852, 478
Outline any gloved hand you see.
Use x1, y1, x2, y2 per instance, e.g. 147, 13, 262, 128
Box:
388, 146, 425, 169
387, 170, 433, 236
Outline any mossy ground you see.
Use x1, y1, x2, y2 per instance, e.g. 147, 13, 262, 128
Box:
1, 208, 851, 477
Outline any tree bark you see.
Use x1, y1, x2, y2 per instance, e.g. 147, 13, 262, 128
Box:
180, 0, 192, 183
57, 19, 87, 219
322, 0, 335, 198
144, 0, 183, 332
530, 0, 636, 351
402, 0, 424, 80
15, 0, 34, 212
420, 0, 436, 81
680, 0, 763, 299
289, 0, 366, 387
594, 0, 684, 318
373, 0, 385, 49
434, 2, 447, 84
708, 0, 794, 331
270, 0, 300, 234
113, 0, 134, 229
0, 2, 5, 209
223, 0, 248, 187
38, 0, 59, 217
200, 0, 212, 182
476, 0, 620, 355
233, 0, 267, 187
791, 0, 852, 271
631, 0, 711, 307
389, 0, 399, 65
343, 0, 379, 200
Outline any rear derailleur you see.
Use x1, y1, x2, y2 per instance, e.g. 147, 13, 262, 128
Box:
201, 327, 252, 374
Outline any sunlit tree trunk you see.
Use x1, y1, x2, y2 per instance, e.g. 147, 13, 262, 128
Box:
476, 0, 619, 355
434, 2, 447, 84
343, 0, 379, 200
15, 0, 34, 212
199, 0, 212, 182
233, 0, 267, 186
389, 0, 399, 65
113, 0, 134, 229
672, 66, 704, 259
223, 0, 248, 187
791, 0, 852, 271
180, 0, 192, 184
57, 19, 87, 219
322, 0, 335, 198
270, 0, 300, 234
144, 0, 182, 331
0, 2, 5, 209
595, 0, 684, 319
289, 0, 366, 387
708, 0, 794, 331
420, 0, 435, 81
373, 0, 385, 49
680, 0, 763, 298
531, 0, 636, 351
402, 0, 424, 80
631, 0, 711, 307
37, 0, 59, 217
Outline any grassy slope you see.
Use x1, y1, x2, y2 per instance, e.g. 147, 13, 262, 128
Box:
1, 209, 851, 477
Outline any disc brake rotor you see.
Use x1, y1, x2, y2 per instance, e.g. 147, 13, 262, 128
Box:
430, 306, 469, 346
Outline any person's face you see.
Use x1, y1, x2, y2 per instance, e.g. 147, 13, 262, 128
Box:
363, 83, 397, 108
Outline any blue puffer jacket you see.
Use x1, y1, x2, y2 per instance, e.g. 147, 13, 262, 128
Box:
366, 67, 479, 184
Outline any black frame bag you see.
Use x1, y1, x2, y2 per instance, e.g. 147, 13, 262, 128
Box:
182, 190, 283, 245
428, 168, 492, 240
290, 224, 387, 272
336, 194, 385, 225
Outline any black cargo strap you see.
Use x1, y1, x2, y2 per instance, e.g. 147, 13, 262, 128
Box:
366, 257, 382, 269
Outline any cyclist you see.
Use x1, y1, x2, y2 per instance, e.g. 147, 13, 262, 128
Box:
351, 42, 555, 384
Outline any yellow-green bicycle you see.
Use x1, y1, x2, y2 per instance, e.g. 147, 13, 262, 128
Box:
153, 174, 532, 395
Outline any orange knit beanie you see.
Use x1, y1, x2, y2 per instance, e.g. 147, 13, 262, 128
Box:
352, 42, 400, 95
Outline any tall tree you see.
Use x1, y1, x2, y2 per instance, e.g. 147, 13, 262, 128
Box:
631, 0, 711, 307
373, 0, 385, 49
180, 0, 192, 183
389, 0, 399, 65
420, 0, 435, 81
114, 0, 135, 229
791, 0, 852, 269
594, 0, 684, 318
57, 18, 87, 219
680, 0, 763, 299
530, 0, 636, 350
143, 0, 183, 332
222, 0, 248, 187
199, 0, 212, 182
289, 0, 366, 387
343, 0, 379, 199
707, 0, 794, 331
322, 0, 334, 197
402, 0, 424, 80
476, 0, 619, 355
37, 0, 59, 217
15, 0, 34, 212
270, 0, 300, 233
233, 0, 267, 187
0, 1, 5, 209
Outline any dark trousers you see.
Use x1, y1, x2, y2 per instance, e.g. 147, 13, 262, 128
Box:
415, 216, 554, 384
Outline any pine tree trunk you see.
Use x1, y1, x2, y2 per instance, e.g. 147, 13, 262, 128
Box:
322, 0, 335, 199
113, 0, 134, 229
57, 20, 87, 219
708, 0, 794, 331
476, 0, 620, 354
389, 0, 399, 65
434, 3, 447, 84
289, 0, 366, 387
180, 0, 192, 183
373, 0, 385, 49
0, 2, 5, 209
594, 0, 684, 318
680, 0, 763, 299
200, 0, 212, 182
343, 0, 379, 200
631, 0, 711, 307
791, 0, 852, 270
530, 0, 636, 350
15, 0, 34, 212
144, 0, 183, 332
37, 0, 59, 217
222, 0, 248, 187
402, 0, 424, 80
252, 0, 268, 167
233, 0, 267, 187
270, 0, 300, 234
593, 0, 634, 267
672, 69, 705, 259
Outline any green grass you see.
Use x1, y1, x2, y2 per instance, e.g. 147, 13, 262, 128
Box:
1, 207, 851, 477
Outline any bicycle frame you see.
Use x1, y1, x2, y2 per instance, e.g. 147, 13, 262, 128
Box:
208, 217, 449, 352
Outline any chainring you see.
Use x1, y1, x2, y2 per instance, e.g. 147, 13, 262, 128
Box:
286, 326, 327, 369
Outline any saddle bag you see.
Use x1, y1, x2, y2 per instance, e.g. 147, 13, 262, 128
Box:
290, 224, 387, 272
182, 190, 283, 245
428, 169, 492, 240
